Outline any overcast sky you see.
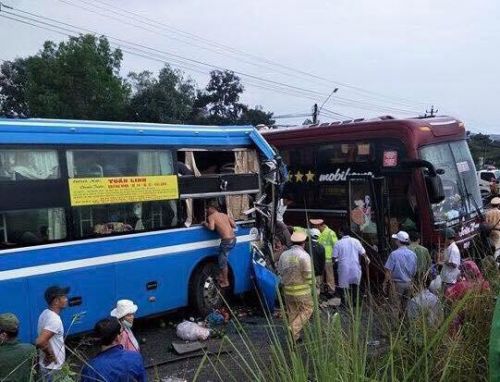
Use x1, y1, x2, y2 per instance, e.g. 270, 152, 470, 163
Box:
1, 0, 499, 134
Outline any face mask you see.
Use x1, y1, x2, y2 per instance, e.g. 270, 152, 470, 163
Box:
122, 319, 133, 329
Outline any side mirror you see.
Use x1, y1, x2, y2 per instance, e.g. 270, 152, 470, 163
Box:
426, 174, 445, 204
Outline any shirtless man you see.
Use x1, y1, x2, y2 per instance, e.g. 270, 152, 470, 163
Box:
203, 204, 237, 287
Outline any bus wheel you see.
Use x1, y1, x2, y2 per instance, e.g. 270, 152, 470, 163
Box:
189, 262, 226, 316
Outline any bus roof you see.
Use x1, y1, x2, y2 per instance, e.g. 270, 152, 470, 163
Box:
0, 118, 276, 159
263, 115, 466, 149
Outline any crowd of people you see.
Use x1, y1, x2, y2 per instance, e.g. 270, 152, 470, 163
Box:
273, 196, 494, 342
0, 198, 497, 380
0, 287, 146, 382
0, 201, 240, 382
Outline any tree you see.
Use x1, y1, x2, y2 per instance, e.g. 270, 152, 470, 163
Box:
0, 59, 29, 116
192, 70, 275, 126
238, 105, 275, 126
127, 65, 196, 123
468, 132, 500, 167
193, 70, 246, 124
0, 35, 129, 120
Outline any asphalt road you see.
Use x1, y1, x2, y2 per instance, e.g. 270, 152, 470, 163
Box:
67, 295, 386, 382
67, 300, 286, 382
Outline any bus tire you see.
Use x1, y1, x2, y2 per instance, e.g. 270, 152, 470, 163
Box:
189, 261, 227, 316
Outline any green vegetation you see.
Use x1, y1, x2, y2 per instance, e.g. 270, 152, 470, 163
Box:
195, 255, 499, 381
468, 133, 500, 168
0, 34, 274, 126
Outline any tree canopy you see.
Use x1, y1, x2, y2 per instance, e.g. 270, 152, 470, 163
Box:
468, 133, 500, 168
128, 66, 196, 124
0, 34, 275, 126
0, 35, 129, 120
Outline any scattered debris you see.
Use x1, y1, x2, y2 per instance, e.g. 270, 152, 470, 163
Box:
319, 297, 341, 309
172, 341, 207, 355
206, 310, 226, 326
161, 377, 187, 382
176, 320, 210, 341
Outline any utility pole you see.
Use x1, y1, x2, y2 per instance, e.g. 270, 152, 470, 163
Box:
425, 105, 438, 117
312, 103, 318, 124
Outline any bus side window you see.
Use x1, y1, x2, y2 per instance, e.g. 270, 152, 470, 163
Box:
67, 148, 179, 237
0, 149, 60, 181
73, 201, 178, 238
0, 208, 67, 249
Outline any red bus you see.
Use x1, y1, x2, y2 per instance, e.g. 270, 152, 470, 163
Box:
263, 116, 482, 276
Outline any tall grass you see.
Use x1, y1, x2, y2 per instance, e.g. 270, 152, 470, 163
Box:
196, 261, 499, 382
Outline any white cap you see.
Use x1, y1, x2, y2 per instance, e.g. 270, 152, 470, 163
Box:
391, 231, 410, 244
110, 299, 138, 319
309, 228, 320, 240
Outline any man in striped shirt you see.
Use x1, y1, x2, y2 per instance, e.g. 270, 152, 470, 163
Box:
277, 231, 313, 341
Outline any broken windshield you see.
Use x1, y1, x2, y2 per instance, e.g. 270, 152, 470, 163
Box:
419, 140, 481, 224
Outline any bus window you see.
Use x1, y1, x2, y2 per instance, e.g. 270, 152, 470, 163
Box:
67, 148, 179, 237
317, 184, 348, 210
0, 149, 59, 181
73, 201, 177, 238
280, 148, 314, 168
317, 142, 374, 166
67, 149, 174, 178
450, 141, 482, 213
420, 143, 465, 222
0, 208, 66, 248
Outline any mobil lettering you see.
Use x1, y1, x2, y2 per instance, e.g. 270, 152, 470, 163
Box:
318, 167, 373, 182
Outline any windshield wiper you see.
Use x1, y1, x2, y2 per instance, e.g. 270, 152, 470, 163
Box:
461, 178, 484, 221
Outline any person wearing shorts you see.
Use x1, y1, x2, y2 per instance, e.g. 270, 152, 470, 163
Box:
203, 203, 237, 288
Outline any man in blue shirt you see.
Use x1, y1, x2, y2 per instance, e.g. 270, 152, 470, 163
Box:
383, 231, 417, 315
81, 317, 146, 382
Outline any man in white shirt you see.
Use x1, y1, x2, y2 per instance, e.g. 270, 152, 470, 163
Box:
440, 228, 461, 291
36, 285, 70, 381
406, 274, 443, 328
333, 224, 370, 306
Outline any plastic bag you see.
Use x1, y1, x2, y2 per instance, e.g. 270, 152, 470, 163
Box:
429, 275, 442, 294
176, 320, 210, 341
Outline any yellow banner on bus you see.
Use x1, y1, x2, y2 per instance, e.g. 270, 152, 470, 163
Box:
68, 175, 179, 206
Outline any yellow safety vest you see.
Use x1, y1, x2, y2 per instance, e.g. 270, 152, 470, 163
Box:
318, 226, 338, 262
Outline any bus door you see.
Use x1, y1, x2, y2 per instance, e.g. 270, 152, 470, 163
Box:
347, 175, 389, 283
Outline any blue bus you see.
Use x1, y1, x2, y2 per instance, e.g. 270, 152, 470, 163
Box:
0, 118, 280, 342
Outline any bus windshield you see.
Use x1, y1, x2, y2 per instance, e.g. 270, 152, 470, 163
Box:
419, 140, 482, 223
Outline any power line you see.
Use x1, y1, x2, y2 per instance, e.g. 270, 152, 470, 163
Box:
57, 0, 433, 110
321, 108, 354, 120
0, 12, 325, 104
1, 5, 423, 116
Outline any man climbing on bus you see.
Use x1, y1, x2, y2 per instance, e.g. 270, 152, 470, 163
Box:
310, 218, 338, 296
203, 202, 237, 288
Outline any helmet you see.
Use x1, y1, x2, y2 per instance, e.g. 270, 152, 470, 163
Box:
309, 228, 321, 240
